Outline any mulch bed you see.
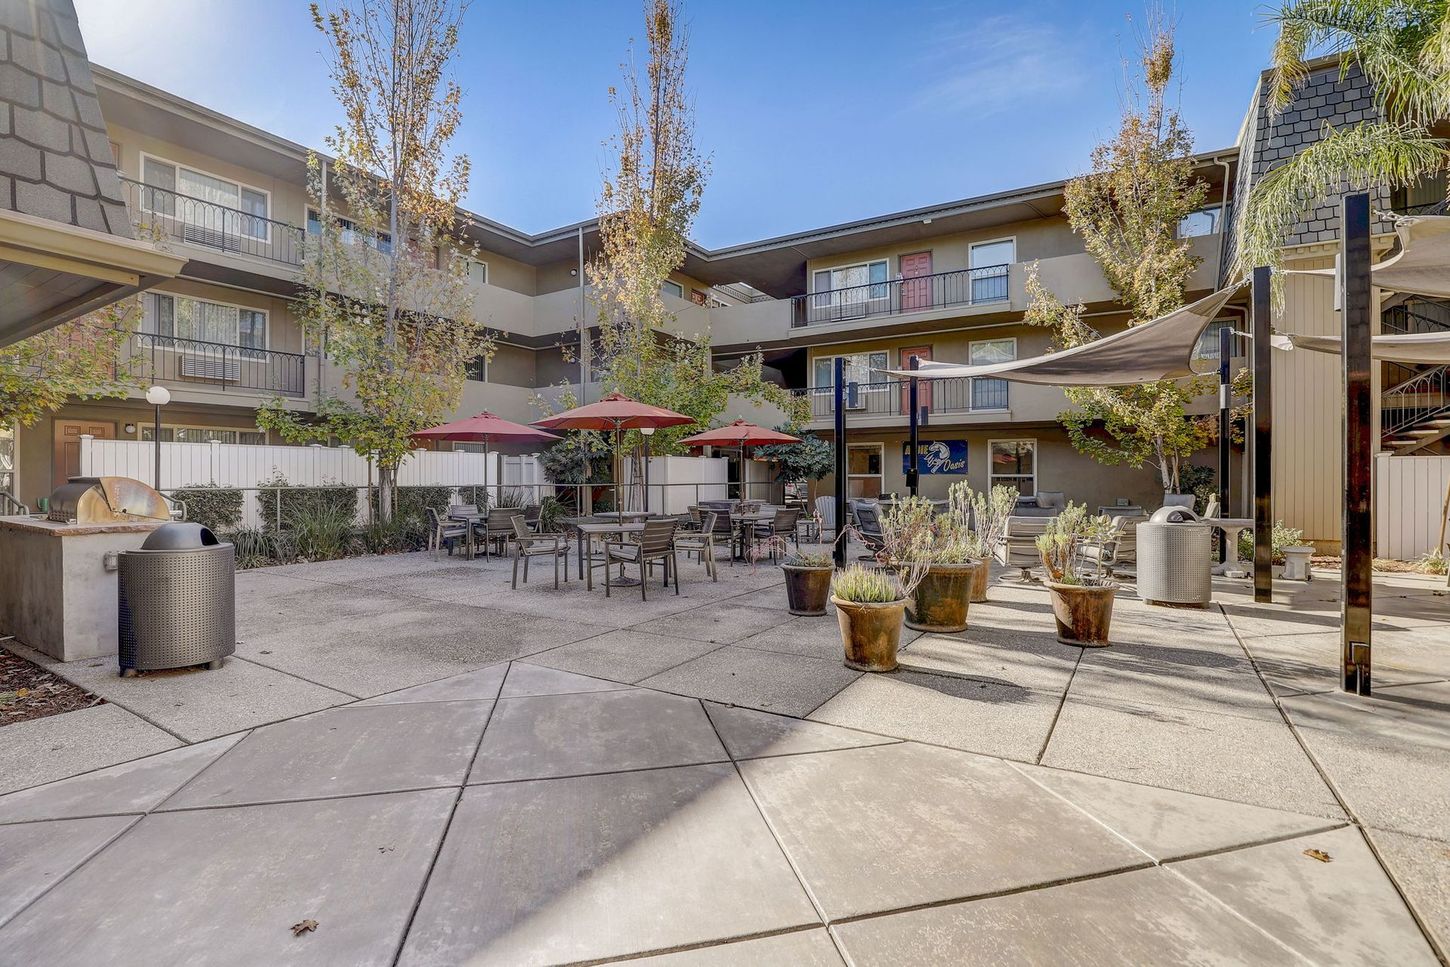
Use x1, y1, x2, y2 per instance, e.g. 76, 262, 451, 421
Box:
0, 647, 103, 727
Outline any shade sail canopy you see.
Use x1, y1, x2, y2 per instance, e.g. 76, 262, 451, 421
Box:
1290, 215, 1450, 298
533, 392, 695, 432
411, 411, 560, 444
1277, 330, 1450, 365
882, 286, 1241, 386
678, 419, 800, 449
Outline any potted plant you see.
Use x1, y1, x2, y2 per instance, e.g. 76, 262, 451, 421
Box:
880, 493, 979, 633
831, 564, 915, 672
781, 550, 833, 616
1036, 503, 1119, 647
964, 483, 1018, 603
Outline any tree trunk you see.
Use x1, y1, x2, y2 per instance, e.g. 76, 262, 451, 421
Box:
378, 464, 396, 524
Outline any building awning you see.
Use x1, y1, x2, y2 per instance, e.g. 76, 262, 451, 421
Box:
882, 285, 1242, 386
1289, 214, 1450, 299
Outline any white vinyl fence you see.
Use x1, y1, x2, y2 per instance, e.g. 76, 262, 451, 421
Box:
1375, 453, 1450, 560
622, 455, 730, 514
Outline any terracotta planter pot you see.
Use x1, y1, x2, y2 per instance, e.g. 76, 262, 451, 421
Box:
782, 564, 833, 616
906, 562, 979, 633
968, 556, 990, 603
832, 595, 905, 672
1045, 581, 1116, 647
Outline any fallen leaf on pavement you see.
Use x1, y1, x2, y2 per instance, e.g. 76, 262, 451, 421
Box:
290, 919, 319, 936
1303, 849, 1332, 863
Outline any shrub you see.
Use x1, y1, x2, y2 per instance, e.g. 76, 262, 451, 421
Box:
256, 471, 357, 531
376, 485, 452, 550
173, 484, 243, 533
832, 564, 900, 603
536, 494, 569, 533
227, 526, 295, 569
1238, 520, 1306, 565
289, 502, 360, 561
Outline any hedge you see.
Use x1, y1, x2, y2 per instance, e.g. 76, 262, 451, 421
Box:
255, 471, 358, 531
172, 484, 244, 533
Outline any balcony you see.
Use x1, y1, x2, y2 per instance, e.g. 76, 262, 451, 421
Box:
792, 375, 1011, 423
129, 333, 308, 398
119, 177, 305, 267
789, 265, 1010, 328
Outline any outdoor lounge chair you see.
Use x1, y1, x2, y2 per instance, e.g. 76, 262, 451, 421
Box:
509, 514, 569, 589
673, 511, 719, 580
605, 518, 679, 599
994, 515, 1056, 580
853, 502, 887, 559
427, 507, 470, 559
1080, 514, 1145, 578
813, 495, 836, 537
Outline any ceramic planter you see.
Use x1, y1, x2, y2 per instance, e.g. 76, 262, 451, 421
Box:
1045, 581, 1116, 647
832, 595, 905, 672
782, 564, 833, 616
906, 561, 980, 633
968, 556, 990, 603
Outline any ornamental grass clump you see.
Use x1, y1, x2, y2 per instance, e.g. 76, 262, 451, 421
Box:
783, 550, 833, 569
1036, 502, 1117, 587
832, 565, 901, 604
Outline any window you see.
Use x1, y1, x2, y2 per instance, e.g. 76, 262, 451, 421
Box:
141, 156, 270, 241
661, 280, 684, 299
465, 354, 488, 382
1177, 205, 1221, 239
812, 352, 889, 399
812, 260, 889, 306
969, 338, 1014, 410
847, 443, 883, 498
467, 259, 488, 287
306, 209, 393, 254
969, 239, 1013, 303
145, 293, 268, 353
989, 439, 1036, 497
1194, 320, 1242, 363
141, 426, 265, 445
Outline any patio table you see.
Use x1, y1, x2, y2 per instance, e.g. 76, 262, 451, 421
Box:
728, 512, 773, 562
447, 510, 487, 559
574, 521, 647, 589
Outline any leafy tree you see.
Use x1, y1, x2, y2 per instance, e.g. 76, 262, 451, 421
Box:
1234, 0, 1450, 278
755, 430, 833, 496
0, 299, 138, 432
579, 0, 804, 468
260, 0, 490, 521
1026, 20, 1213, 494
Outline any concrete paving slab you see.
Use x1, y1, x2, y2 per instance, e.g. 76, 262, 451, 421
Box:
398, 764, 819, 967
1174, 826, 1439, 966
32, 648, 354, 743
164, 701, 492, 809
1280, 682, 1450, 839
522, 629, 723, 684
499, 661, 632, 698
470, 688, 726, 783
639, 646, 862, 717
615, 929, 844, 965
809, 670, 1062, 761
0, 703, 179, 795
256, 550, 462, 585
703, 702, 898, 760
1065, 634, 1283, 715
896, 628, 1078, 693
0, 789, 455, 967
1010, 762, 1343, 861
1366, 827, 1450, 957
240, 599, 608, 698
631, 601, 798, 644
0, 815, 135, 926
830, 866, 1306, 966
1244, 630, 1450, 697
740, 743, 1147, 920
237, 579, 419, 640
355, 662, 508, 706
0, 734, 243, 823
1041, 695, 1345, 819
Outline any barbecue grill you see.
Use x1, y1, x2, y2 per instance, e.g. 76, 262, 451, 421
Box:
46, 477, 171, 524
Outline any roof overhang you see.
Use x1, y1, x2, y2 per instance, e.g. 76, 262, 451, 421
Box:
0, 207, 187, 347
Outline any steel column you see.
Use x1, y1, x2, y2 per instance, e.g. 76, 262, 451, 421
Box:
834, 356, 848, 567
906, 356, 920, 498
1218, 324, 1232, 559
1341, 192, 1374, 695
1252, 265, 1273, 604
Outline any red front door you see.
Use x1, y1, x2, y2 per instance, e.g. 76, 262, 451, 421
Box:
900, 346, 932, 415
900, 252, 933, 311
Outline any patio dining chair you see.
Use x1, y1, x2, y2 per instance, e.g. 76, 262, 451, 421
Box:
605, 518, 679, 600
427, 507, 470, 559
510, 514, 569, 589
523, 504, 543, 531
752, 507, 801, 562
852, 502, 887, 559
1080, 514, 1144, 578
674, 511, 719, 581
481, 510, 523, 559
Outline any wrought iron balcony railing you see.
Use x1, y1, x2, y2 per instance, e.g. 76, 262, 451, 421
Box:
131, 333, 308, 398
120, 176, 306, 267
791, 375, 1008, 420
789, 264, 1010, 328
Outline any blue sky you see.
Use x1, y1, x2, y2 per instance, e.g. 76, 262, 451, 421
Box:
74, 0, 1277, 247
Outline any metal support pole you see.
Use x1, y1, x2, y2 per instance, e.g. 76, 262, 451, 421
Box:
578, 225, 589, 405
152, 404, 161, 491
907, 356, 920, 498
1218, 324, 1232, 560
642, 434, 651, 513
1252, 266, 1273, 604
1341, 192, 1374, 696
833, 356, 847, 567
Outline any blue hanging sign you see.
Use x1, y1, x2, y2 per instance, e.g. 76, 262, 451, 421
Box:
903, 440, 967, 475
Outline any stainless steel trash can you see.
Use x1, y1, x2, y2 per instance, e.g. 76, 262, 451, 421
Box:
1137, 506, 1213, 607
118, 522, 235, 675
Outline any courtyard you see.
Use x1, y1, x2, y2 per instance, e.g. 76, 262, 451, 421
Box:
0, 549, 1445, 965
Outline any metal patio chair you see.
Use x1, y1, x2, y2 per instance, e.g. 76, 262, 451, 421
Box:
674, 511, 719, 581
510, 514, 569, 589
605, 517, 679, 600
427, 507, 470, 559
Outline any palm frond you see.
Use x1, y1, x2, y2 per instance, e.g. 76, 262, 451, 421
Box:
1231, 121, 1449, 280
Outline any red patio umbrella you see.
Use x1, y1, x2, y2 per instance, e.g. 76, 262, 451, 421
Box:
533, 392, 694, 512
411, 411, 560, 502
679, 419, 801, 506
